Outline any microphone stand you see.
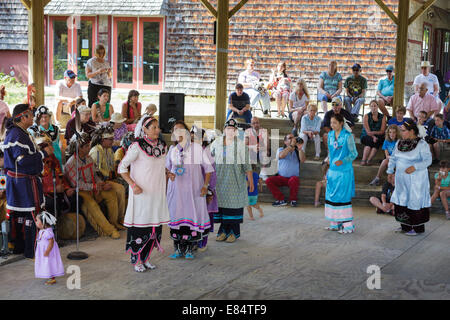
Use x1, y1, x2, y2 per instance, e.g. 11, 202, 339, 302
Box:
67, 113, 88, 260
52, 167, 58, 242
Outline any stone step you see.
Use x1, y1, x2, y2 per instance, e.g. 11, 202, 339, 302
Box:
257, 179, 443, 211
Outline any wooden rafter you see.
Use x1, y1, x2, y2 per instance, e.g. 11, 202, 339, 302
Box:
229, 0, 249, 19
44, 0, 52, 6
199, 0, 217, 18
20, 0, 31, 10
374, 0, 398, 25
408, 0, 437, 25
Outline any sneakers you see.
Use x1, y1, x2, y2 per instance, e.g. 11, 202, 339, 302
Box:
290, 200, 297, 207
45, 278, 56, 285
369, 176, 380, 186
169, 250, 183, 259
134, 264, 146, 272
272, 200, 287, 207
405, 230, 418, 236
144, 261, 156, 270
394, 227, 405, 233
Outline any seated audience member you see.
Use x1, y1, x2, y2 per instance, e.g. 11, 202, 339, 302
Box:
114, 131, 136, 196
121, 90, 141, 125
89, 126, 126, 229
417, 110, 432, 139
110, 113, 128, 148
265, 133, 306, 207
64, 105, 96, 144
407, 82, 439, 122
144, 103, 157, 117
413, 61, 443, 110
376, 65, 395, 118
91, 88, 114, 123
227, 83, 252, 124
0, 85, 11, 138
322, 97, 354, 151
428, 114, 450, 164
430, 160, 450, 219
344, 63, 367, 122
238, 59, 271, 117
28, 105, 63, 169
387, 106, 409, 126
289, 79, 310, 133
70, 98, 87, 118
299, 104, 321, 160
444, 92, 450, 125
369, 124, 400, 186
314, 157, 329, 207
369, 173, 395, 215
0, 150, 6, 232
34, 134, 76, 218
64, 133, 120, 239
55, 70, 83, 128
268, 62, 291, 118
360, 100, 387, 166
317, 60, 342, 113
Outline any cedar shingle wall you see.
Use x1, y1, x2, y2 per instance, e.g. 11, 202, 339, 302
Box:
165, 0, 399, 98
0, 0, 28, 51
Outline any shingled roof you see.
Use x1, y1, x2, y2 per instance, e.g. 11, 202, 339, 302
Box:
44, 0, 169, 16
0, 0, 28, 50
165, 0, 399, 98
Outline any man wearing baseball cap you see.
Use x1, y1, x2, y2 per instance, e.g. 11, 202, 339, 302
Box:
376, 65, 395, 118
55, 69, 83, 128
344, 63, 367, 122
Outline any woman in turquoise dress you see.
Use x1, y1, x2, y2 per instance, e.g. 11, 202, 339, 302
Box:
325, 113, 358, 234
209, 119, 254, 243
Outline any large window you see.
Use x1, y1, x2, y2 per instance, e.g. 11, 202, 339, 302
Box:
422, 24, 432, 61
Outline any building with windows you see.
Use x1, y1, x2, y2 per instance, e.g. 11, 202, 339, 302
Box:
0, 0, 449, 101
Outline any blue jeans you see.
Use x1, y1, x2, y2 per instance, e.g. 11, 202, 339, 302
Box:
318, 93, 342, 102
344, 96, 365, 115
227, 109, 252, 123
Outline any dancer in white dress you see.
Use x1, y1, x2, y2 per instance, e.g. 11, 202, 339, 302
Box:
118, 115, 171, 272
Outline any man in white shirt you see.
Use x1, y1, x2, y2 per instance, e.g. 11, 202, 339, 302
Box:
238, 59, 271, 117
55, 70, 83, 128
413, 61, 443, 110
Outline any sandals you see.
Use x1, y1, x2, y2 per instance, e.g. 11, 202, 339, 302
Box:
134, 263, 146, 272
45, 278, 56, 285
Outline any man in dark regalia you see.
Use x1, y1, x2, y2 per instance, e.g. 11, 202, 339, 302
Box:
1, 104, 52, 258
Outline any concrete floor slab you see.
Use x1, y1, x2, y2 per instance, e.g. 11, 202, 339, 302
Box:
0, 205, 449, 300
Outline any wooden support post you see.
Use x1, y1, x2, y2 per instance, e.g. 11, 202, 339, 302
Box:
392, 0, 409, 114
28, 0, 46, 106
229, 0, 249, 19
408, 0, 436, 25
215, 0, 229, 131
27, 0, 45, 106
374, 0, 398, 25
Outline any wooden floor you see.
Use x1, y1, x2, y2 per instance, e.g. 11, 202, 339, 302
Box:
1, 204, 449, 300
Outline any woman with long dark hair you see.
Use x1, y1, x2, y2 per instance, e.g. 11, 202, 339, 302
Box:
121, 90, 142, 125
118, 116, 170, 272
387, 119, 432, 236
166, 120, 213, 259
324, 113, 358, 234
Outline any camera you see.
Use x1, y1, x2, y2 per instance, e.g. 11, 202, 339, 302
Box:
295, 137, 304, 144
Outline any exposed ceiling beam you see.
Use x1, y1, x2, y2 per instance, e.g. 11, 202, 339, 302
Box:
374, 0, 399, 25
408, 0, 437, 25
20, 0, 31, 10
199, 0, 217, 18
229, 0, 249, 19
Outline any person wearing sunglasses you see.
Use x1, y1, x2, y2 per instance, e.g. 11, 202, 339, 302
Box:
322, 97, 354, 152
344, 63, 367, 122
376, 65, 395, 118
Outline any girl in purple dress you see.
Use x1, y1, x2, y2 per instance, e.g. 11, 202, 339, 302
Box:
34, 211, 64, 285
